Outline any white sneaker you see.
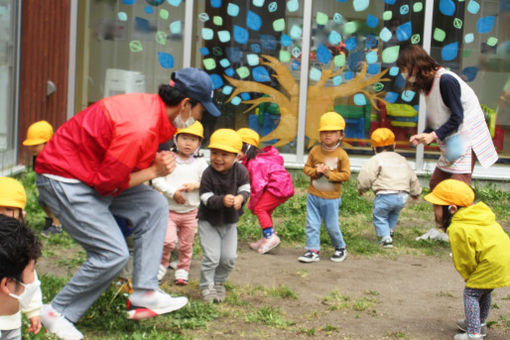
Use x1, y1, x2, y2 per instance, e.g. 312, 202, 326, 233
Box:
258, 234, 281, 254
157, 264, 167, 281
127, 289, 188, 320
456, 318, 487, 336
168, 260, 178, 270
174, 269, 189, 285
41, 304, 84, 340
453, 332, 483, 340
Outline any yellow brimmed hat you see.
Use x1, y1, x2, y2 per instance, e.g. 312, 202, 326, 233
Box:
424, 179, 474, 207
0, 177, 26, 210
371, 128, 395, 147
236, 128, 260, 147
319, 112, 345, 132
23, 121, 54, 146
176, 121, 204, 139
208, 129, 242, 154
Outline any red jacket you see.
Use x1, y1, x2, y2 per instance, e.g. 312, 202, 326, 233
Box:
35, 93, 176, 196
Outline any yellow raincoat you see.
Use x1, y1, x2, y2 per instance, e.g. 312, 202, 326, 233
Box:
448, 202, 510, 289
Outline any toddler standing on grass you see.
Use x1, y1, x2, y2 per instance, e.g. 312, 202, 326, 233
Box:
0, 177, 43, 339
22, 121, 62, 237
152, 122, 208, 285
424, 179, 510, 340
298, 112, 350, 263
357, 128, 421, 248
236, 128, 294, 254
198, 129, 250, 303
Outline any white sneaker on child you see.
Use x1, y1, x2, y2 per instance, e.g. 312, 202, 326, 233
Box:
258, 234, 281, 254
456, 318, 487, 336
157, 264, 167, 281
175, 269, 189, 286
249, 236, 265, 251
41, 304, 84, 340
127, 289, 188, 320
453, 333, 483, 340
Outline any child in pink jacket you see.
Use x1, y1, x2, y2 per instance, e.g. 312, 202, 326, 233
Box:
237, 128, 294, 254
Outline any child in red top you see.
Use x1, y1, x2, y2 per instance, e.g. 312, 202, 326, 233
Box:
236, 128, 294, 254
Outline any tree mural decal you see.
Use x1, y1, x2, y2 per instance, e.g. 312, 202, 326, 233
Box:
226, 55, 389, 147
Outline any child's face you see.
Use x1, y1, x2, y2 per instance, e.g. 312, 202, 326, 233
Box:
28, 143, 45, 156
176, 133, 201, 157
210, 148, 237, 173
320, 130, 344, 147
0, 206, 21, 220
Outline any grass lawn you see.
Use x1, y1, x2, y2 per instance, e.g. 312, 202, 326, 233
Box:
17, 169, 510, 339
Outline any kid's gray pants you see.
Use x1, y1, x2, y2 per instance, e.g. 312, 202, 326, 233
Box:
198, 220, 237, 290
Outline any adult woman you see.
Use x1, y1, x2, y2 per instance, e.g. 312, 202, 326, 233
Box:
396, 45, 498, 189
34, 68, 220, 339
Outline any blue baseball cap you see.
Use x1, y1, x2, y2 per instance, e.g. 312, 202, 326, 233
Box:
170, 68, 221, 117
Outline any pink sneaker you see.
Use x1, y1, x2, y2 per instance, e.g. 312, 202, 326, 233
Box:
258, 234, 281, 254
249, 236, 264, 251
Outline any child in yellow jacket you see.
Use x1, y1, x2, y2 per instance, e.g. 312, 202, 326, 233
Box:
424, 179, 510, 340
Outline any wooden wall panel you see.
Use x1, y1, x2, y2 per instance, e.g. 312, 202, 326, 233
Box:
18, 0, 70, 162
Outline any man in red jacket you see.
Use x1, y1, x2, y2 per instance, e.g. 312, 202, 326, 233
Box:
34, 68, 221, 339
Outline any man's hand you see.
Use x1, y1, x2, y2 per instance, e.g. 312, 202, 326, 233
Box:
173, 190, 186, 204
224, 194, 235, 208
233, 195, 244, 210
152, 151, 176, 177
28, 316, 41, 334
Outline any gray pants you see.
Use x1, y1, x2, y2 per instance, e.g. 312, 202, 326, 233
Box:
0, 327, 21, 340
198, 220, 237, 290
36, 175, 168, 322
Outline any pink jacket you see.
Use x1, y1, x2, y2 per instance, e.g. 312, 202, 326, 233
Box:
242, 146, 294, 211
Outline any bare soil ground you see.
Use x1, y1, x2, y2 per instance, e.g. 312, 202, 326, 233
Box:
175, 243, 510, 340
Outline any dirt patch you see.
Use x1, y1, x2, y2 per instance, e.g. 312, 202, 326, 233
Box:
182, 243, 510, 340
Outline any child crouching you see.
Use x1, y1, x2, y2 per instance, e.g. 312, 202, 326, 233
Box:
198, 129, 250, 303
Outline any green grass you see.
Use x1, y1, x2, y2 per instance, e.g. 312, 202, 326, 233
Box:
244, 305, 294, 329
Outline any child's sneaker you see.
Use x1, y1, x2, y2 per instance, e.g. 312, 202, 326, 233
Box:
157, 264, 167, 281
456, 319, 487, 336
41, 304, 84, 340
330, 248, 348, 262
453, 333, 483, 340
126, 289, 188, 320
168, 260, 178, 270
201, 284, 217, 303
214, 283, 226, 303
174, 269, 189, 286
379, 235, 393, 248
258, 234, 281, 254
249, 236, 265, 251
298, 250, 320, 263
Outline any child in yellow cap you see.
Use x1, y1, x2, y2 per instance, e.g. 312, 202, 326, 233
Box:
197, 129, 250, 302
22, 121, 62, 238
424, 179, 510, 340
236, 128, 294, 255
298, 112, 350, 263
152, 122, 208, 285
0, 177, 43, 339
357, 128, 421, 248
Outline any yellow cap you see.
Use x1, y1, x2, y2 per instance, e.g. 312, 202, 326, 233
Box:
424, 179, 475, 207
371, 128, 395, 147
319, 112, 346, 132
237, 128, 260, 147
176, 121, 204, 139
0, 177, 26, 210
23, 121, 54, 146
208, 129, 242, 154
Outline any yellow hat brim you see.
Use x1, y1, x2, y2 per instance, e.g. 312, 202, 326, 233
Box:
423, 192, 450, 206
208, 144, 240, 154
23, 138, 47, 146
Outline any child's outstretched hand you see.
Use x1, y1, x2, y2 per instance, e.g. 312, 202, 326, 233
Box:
28, 316, 41, 334
173, 190, 186, 204
181, 182, 199, 192
224, 194, 235, 208
233, 195, 244, 210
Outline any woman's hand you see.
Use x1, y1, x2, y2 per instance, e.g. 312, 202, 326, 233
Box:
409, 132, 437, 146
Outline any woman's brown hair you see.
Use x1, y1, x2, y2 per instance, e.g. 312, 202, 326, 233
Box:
396, 45, 440, 93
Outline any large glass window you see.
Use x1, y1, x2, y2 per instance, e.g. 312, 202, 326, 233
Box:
0, 0, 18, 171
192, 0, 305, 152
75, 0, 186, 111
307, 0, 425, 157
429, 0, 510, 163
